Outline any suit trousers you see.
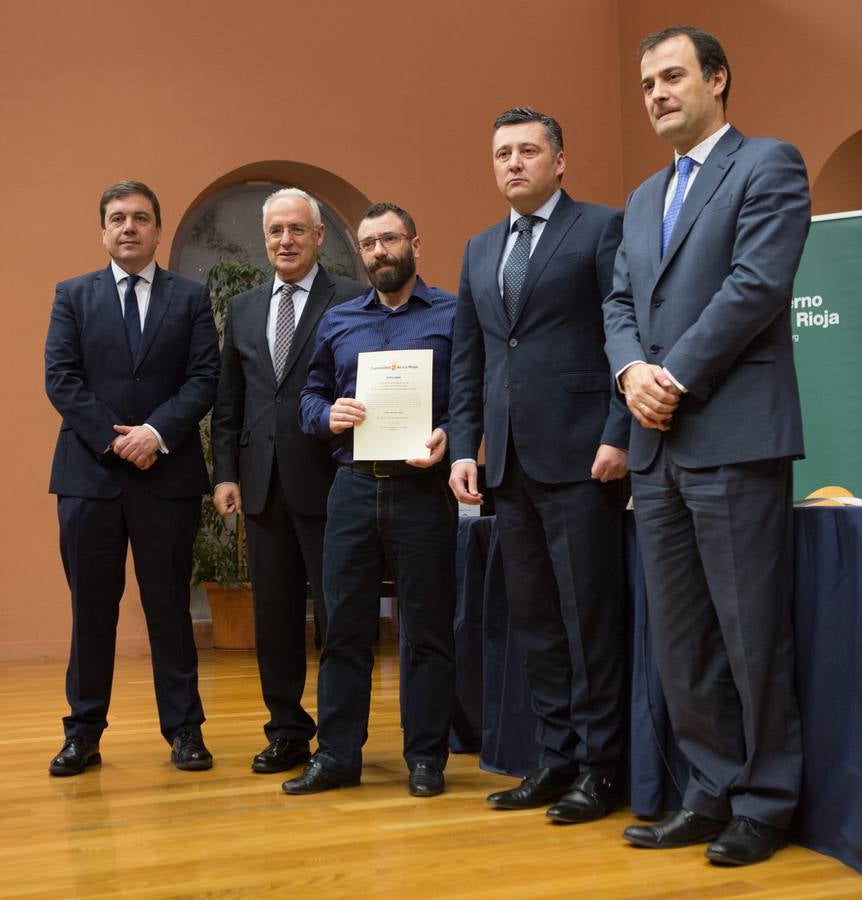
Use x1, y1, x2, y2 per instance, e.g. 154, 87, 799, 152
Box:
244, 456, 322, 742
58, 481, 204, 744
315, 466, 456, 775
631, 441, 802, 828
493, 445, 627, 774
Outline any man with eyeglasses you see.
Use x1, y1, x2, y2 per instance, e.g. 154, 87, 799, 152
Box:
287, 202, 456, 797
211, 187, 362, 776
449, 108, 630, 821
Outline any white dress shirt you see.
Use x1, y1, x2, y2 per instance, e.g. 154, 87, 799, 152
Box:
110, 259, 166, 452
496, 190, 562, 295
266, 263, 318, 366
454, 193, 563, 468
617, 123, 732, 393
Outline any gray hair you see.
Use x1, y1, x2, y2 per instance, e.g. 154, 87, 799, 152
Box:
262, 187, 322, 229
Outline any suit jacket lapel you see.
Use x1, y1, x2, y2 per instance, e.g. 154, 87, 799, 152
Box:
136, 265, 172, 370
510, 192, 580, 331
95, 265, 132, 365
252, 280, 277, 384
657, 127, 742, 280
647, 166, 673, 278
480, 220, 512, 333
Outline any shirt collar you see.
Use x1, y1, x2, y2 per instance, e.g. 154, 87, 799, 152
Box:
111, 259, 156, 285
509, 188, 562, 229
675, 123, 732, 168
273, 262, 319, 298
361, 274, 433, 310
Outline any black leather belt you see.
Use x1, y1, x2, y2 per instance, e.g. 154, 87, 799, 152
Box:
348, 461, 434, 479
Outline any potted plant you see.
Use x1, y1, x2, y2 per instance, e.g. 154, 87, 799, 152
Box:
193, 260, 269, 649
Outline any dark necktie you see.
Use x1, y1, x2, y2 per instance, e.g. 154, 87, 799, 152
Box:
503, 215, 538, 321
662, 155, 695, 256
273, 283, 299, 378
124, 274, 142, 361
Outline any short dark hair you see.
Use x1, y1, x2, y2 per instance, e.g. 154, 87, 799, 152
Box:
638, 25, 731, 109
361, 202, 416, 237
99, 180, 162, 228
493, 107, 564, 155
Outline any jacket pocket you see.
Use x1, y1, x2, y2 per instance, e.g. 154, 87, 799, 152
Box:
558, 372, 611, 393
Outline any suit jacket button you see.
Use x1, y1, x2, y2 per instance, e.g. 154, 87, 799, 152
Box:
651, 298, 663, 308
509, 338, 518, 348
275, 397, 283, 404
268, 435, 274, 442
649, 344, 661, 354
134, 376, 142, 382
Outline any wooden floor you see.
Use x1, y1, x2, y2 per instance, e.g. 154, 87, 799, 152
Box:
2, 623, 858, 899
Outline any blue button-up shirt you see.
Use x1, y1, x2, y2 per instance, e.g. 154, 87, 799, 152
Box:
299, 276, 455, 464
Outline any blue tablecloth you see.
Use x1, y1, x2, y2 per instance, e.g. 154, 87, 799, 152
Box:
452, 508, 862, 874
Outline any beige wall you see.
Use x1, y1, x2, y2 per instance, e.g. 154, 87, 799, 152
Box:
2, 0, 860, 659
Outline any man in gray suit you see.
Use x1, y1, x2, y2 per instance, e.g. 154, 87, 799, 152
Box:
603, 27, 809, 865
211, 188, 362, 774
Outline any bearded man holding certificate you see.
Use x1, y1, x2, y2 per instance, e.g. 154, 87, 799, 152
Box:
292, 202, 457, 798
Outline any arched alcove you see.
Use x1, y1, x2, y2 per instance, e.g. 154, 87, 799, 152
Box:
812, 130, 862, 216
169, 160, 372, 282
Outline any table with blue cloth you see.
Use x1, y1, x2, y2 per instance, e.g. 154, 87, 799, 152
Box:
449, 508, 862, 874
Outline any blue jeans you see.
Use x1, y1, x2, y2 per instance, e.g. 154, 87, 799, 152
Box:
315, 465, 456, 775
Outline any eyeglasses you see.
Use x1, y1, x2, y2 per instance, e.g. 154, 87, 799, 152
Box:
356, 232, 413, 254
266, 223, 319, 240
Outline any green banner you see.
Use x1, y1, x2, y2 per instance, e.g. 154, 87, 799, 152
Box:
791, 210, 862, 498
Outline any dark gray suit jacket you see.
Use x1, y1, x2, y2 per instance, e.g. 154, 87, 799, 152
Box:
211, 265, 362, 516
603, 127, 810, 472
449, 191, 628, 488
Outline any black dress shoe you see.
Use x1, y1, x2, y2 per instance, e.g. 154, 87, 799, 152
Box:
49, 737, 101, 776
486, 767, 575, 810
546, 771, 622, 823
282, 759, 360, 794
705, 816, 787, 865
251, 738, 311, 773
409, 763, 445, 797
171, 729, 213, 771
623, 808, 726, 847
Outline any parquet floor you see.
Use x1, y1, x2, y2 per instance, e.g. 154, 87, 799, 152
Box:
1, 622, 858, 898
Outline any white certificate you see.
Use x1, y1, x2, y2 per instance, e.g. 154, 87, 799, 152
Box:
353, 349, 433, 461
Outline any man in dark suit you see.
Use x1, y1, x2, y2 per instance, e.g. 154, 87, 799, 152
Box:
211, 188, 362, 774
45, 180, 220, 775
604, 27, 809, 865
449, 108, 630, 821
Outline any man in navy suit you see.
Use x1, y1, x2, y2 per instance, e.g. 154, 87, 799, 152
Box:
45, 180, 220, 775
211, 188, 361, 774
604, 27, 809, 865
449, 108, 630, 821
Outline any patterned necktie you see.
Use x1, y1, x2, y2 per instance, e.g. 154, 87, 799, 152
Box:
273, 283, 299, 378
503, 215, 538, 321
123, 274, 141, 361
661, 155, 695, 256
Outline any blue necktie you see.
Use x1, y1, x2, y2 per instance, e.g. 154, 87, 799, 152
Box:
661, 156, 695, 256
124, 274, 142, 361
503, 215, 539, 321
